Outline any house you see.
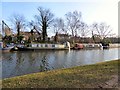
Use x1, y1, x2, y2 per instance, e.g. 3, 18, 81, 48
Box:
105, 37, 120, 43
20, 31, 42, 42
53, 33, 71, 42
4, 27, 12, 36
20, 31, 32, 41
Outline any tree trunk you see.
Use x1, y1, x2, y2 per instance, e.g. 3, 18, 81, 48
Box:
17, 25, 20, 43
42, 22, 47, 42
17, 27, 20, 36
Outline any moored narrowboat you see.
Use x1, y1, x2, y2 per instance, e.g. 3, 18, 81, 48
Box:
17, 41, 70, 51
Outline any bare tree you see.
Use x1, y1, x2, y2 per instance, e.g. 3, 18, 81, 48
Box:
28, 20, 42, 42
65, 11, 82, 43
53, 18, 66, 43
35, 7, 54, 42
53, 18, 66, 34
29, 20, 41, 35
9, 13, 26, 36
65, 11, 82, 37
79, 22, 90, 37
91, 22, 113, 40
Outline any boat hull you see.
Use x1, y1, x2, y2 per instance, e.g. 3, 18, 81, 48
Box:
1, 48, 12, 52
18, 47, 69, 51
12, 42, 71, 51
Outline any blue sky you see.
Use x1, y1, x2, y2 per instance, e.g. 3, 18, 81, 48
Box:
1, 0, 119, 36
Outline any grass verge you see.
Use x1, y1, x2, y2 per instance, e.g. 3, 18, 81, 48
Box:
2, 60, 119, 88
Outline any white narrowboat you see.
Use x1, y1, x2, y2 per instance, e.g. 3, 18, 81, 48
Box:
18, 41, 70, 51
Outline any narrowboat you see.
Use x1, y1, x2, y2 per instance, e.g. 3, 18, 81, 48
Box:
16, 41, 70, 51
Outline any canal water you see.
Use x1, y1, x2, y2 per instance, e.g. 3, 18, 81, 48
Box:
2, 48, 119, 78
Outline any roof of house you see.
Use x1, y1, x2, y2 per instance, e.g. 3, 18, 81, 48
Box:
58, 34, 70, 37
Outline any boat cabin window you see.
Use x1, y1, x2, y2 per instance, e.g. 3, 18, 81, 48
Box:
45, 44, 48, 47
52, 44, 55, 47
41, 45, 43, 47
37, 44, 39, 47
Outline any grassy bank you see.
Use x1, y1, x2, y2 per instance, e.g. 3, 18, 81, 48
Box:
2, 60, 119, 88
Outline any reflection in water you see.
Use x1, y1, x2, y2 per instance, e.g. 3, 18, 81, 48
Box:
39, 55, 49, 71
2, 48, 119, 78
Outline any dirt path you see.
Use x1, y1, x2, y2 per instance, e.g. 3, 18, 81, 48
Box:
98, 75, 119, 88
